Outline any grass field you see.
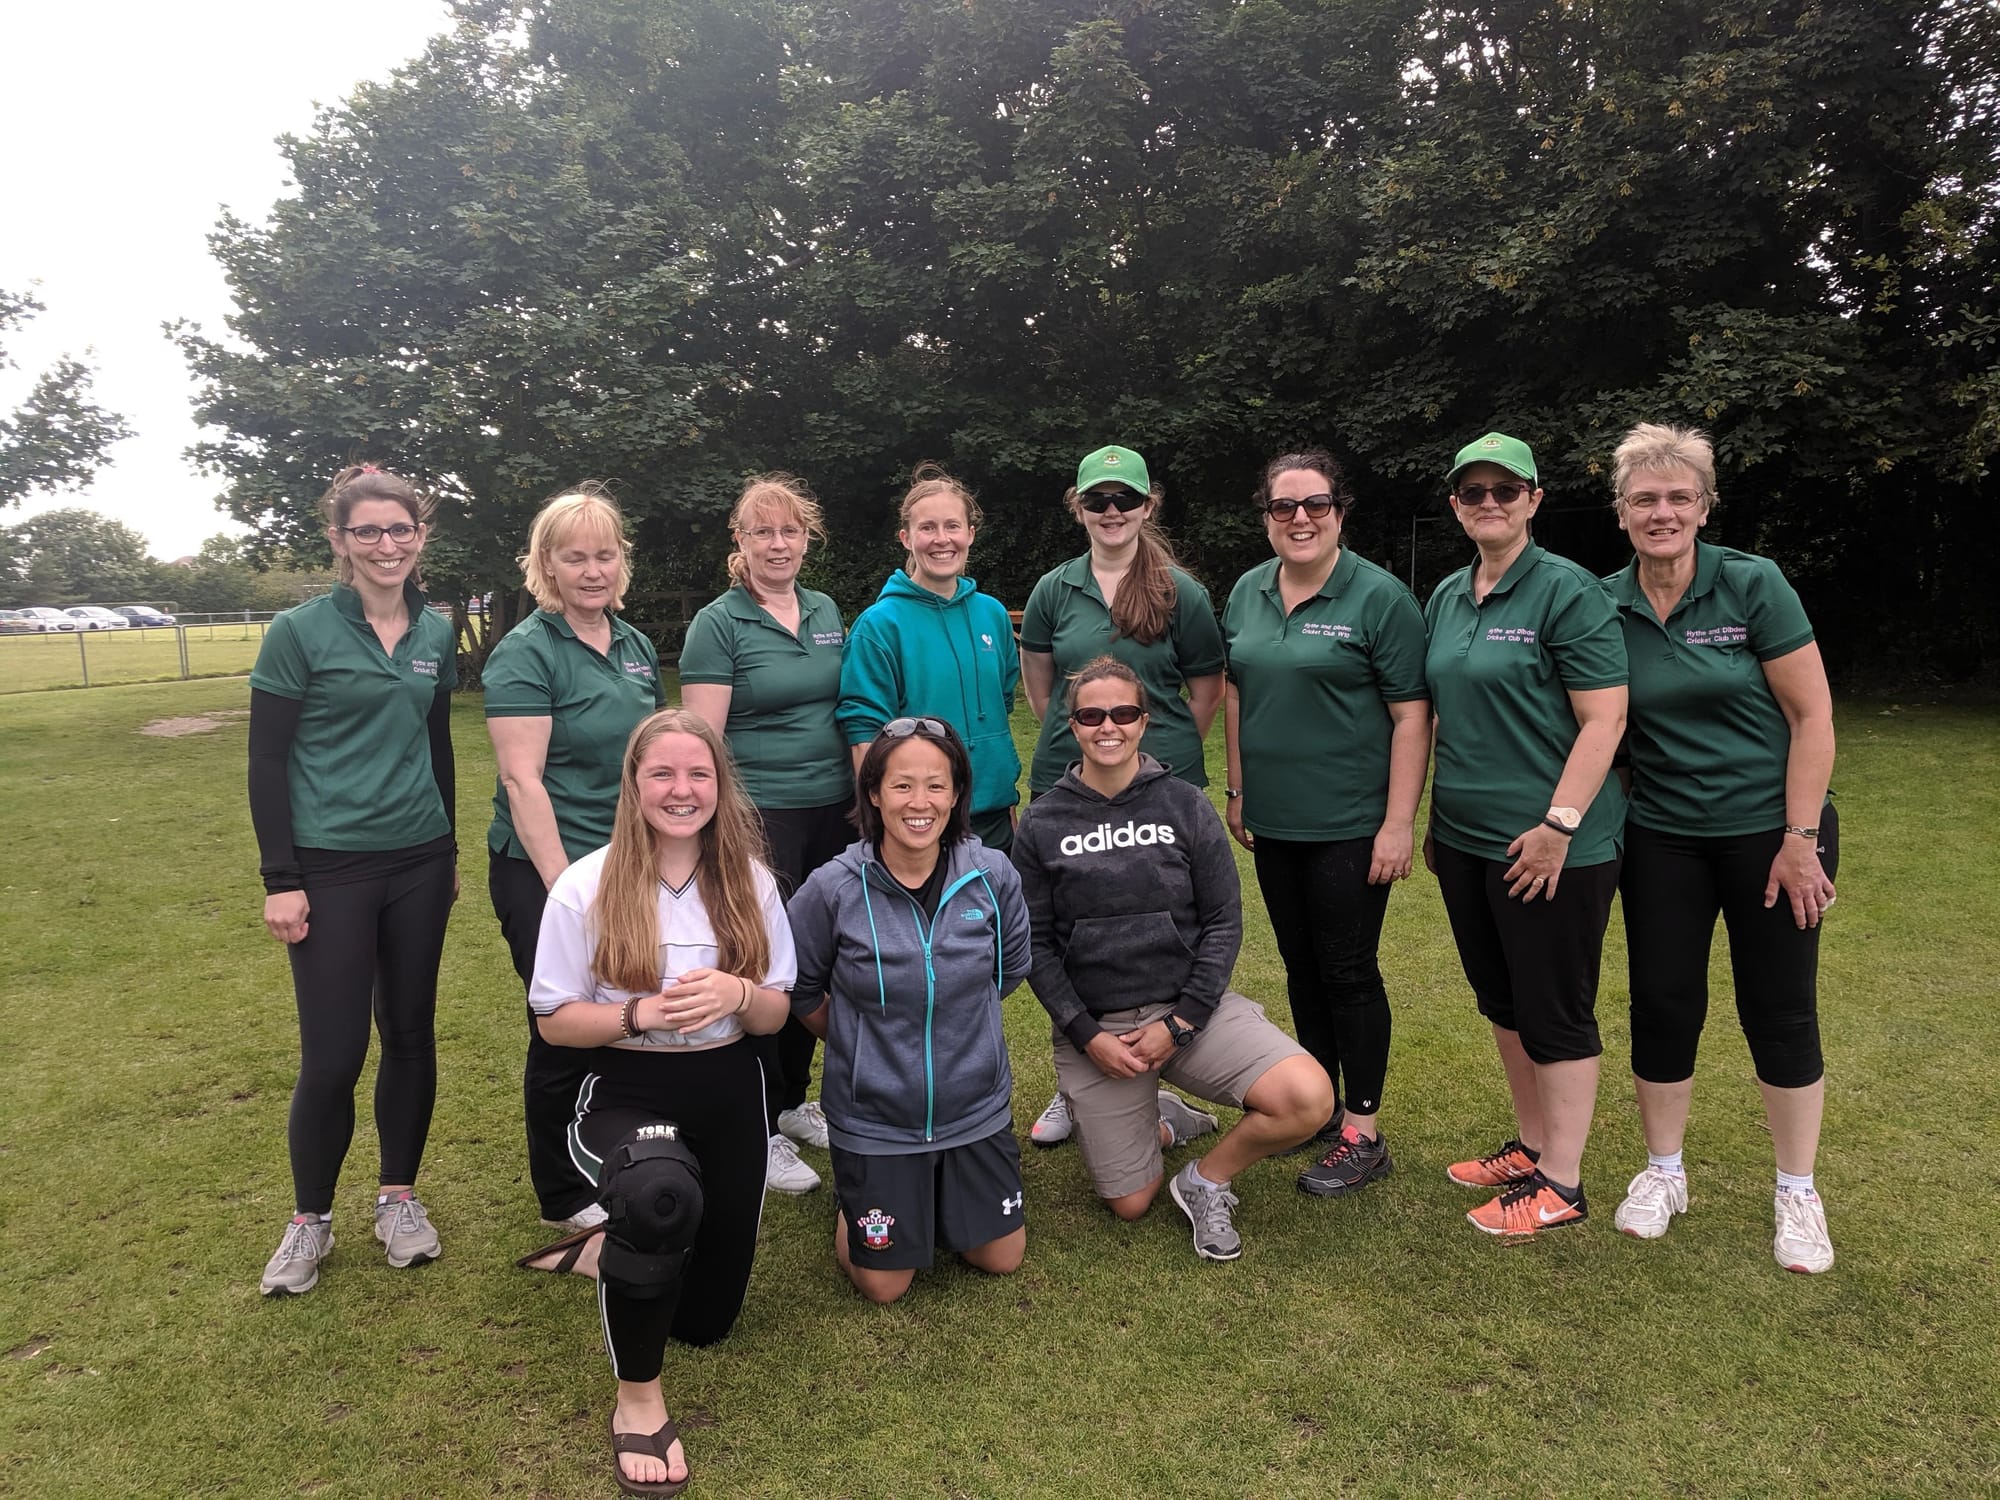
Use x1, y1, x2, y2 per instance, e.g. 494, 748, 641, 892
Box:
0, 627, 268, 694
2, 679, 1996, 1497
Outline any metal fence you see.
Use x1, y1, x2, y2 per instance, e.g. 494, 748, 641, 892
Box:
0, 616, 280, 694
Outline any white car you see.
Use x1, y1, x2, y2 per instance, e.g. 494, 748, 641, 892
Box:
66, 606, 132, 630
15, 607, 78, 632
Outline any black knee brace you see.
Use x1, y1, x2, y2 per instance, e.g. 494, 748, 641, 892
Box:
597, 1123, 704, 1301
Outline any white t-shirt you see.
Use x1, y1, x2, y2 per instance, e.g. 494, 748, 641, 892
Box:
529, 845, 797, 1049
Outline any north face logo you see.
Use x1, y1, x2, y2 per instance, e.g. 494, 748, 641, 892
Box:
1058, 821, 1178, 856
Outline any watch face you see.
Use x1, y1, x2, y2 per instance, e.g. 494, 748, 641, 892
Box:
1548, 806, 1582, 831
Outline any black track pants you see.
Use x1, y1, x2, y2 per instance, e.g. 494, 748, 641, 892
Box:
749, 799, 851, 1126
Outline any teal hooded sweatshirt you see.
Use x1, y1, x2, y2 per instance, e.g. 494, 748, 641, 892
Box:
837, 570, 1022, 817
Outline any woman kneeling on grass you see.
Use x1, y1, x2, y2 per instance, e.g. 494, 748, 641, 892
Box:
1011, 657, 1334, 1261
787, 717, 1033, 1304
517, 710, 795, 1496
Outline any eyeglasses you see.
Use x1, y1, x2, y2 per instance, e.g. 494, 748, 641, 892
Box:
740, 525, 806, 542
1620, 489, 1706, 512
1070, 704, 1145, 727
338, 523, 419, 544
1263, 495, 1337, 521
1452, 482, 1531, 507
1079, 489, 1148, 514
882, 716, 951, 740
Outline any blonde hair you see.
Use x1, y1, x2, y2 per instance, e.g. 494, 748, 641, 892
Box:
1064, 480, 1182, 645
590, 710, 774, 995
321, 465, 431, 586
1611, 423, 1718, 508
897, 463, 983, 576
726, 473, 828, 600
520, 484, 633, 612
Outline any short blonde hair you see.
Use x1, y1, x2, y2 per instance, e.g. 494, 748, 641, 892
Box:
1611, 423, 1718, 507
520, 484, 633, 613
727, 474, 828, 597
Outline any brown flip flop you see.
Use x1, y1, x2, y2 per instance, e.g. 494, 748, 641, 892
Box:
514, 1223, 604, 1276
610, 1410, 688, 1497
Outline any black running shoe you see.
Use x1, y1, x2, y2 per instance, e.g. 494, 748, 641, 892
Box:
1296, 1129, 1392, 1197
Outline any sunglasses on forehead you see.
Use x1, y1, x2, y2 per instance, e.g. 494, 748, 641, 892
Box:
1079, 488, 1149, 513
1070, 704, 1145, 726
881, 716, 951, 740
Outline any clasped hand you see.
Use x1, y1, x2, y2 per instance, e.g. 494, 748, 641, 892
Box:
637, 968, 746, 1034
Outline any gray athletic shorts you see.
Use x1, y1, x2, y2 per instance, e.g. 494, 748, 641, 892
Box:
1051, 991, 1306, 1199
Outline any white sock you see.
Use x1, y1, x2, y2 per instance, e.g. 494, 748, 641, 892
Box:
1647, 1150, 1685, 1177
1190, 1161, 1229, 1192
1776, 1169, 1816, 1198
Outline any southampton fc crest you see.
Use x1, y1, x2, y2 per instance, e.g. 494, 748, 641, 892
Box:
857, 1208, 896, 1251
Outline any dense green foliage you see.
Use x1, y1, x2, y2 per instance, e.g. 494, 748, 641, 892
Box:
180, 0, 2000, 673
0, 290, 131, 510
0, 510, 332, 613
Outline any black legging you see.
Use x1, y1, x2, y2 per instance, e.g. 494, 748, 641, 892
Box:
489, 849, 599, 1221
570, 1043, 768, 1382
1251, 834, 1393, 1117
285, 847, 454, 1214
752, 799, 851, 1127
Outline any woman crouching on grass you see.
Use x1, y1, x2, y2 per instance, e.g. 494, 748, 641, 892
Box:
516, 709, 795, 1496
1011, 657, 1334, 1261
787, 717, 1033, 1305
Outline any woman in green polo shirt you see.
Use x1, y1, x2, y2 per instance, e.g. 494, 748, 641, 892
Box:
249, 464, 459, 1297
1601, 422, 1840, 1274
485, 485, 666, 1237
1422, 432, 1628, 1241
1221, 447, 1431, 1197
1018, 443, 1225, 1149
682, 473, 853, 1198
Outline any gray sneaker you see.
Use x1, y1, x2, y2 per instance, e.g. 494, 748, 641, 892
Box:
260, 1216, 333, 1296
374, 1194, 441, 1268
1158, 1090, 1218, 1148
1168, 1161, 1242, 1262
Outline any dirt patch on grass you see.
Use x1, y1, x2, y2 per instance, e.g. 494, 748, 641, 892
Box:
139, 709, 249, 738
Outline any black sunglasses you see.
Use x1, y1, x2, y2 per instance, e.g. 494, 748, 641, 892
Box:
1070, 704, 1145, 727
882, 716, 951, 740
1263, 495, 1337, 520
1080, 488, 1149, 514
1452, 481, 1532, 506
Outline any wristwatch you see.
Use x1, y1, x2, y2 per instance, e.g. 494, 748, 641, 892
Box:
1543, 805, 1582, 837
1163, 1014, 1198, 1049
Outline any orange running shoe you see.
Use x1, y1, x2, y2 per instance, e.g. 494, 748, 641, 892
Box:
1445, 1138, 1540, 1189
1467, 1173, 1589, 1238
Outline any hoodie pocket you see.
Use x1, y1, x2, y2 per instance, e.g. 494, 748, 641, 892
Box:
844, 1008, 916, 1131
1064, 912, 1195, 1009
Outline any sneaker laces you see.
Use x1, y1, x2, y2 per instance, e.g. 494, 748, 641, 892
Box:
1183, 1176, 1240, 1235
1042, 1094, 1070, 1128
769, 1135, 806, 1169
380, 1197, 426, 1236
1480, 1139, 1532, 1173
1626, 1167, 1680, 1208
1776, 1189, 1825, 1243
274, 1218, 323, 1263
798, 1101, 827, 1131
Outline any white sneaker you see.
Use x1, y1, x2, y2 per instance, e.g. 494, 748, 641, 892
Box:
1030, 1092, 1072, 1147
1774, 1189, 1834, 1274
777, 1101, 830, 1150
1158, 1090, 1218, 1148
260, 1216, 333, 1296
1613, 1166, 1689, 1240
766, 1134, 821, 1194
373, 1193, 441, 1268
540, 1201, 608, 1235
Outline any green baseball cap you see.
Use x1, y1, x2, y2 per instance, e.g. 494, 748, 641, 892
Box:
1447, 432, 1538, 485
1076, 445, 1151, 495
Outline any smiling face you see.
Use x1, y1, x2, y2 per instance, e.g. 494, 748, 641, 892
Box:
1615, 462, 1709, 566
1070, 675, 1148, 776
636, 731, 719, 847
738, 502, 807, 595
869, 737, 957, 862
1077, 484, 1154, 553
547, 520, 624, 618
899, 491, 975, 596
1265, 467, 1343, 572
1449, 461, 1542, 552
328, 498, 425, 593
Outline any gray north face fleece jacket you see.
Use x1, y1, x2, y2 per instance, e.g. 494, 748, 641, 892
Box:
1010, 754, 1242, 1052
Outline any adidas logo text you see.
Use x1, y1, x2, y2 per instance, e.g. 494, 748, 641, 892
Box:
1058, 821, 1177, 856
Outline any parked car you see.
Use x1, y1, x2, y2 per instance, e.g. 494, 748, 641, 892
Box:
15, 607, 78, 632
0, 610, 32, 634
66, 607, 131, 630
115, 606, 177, 628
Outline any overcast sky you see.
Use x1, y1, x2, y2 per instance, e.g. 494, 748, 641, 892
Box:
0, 1, 455, 559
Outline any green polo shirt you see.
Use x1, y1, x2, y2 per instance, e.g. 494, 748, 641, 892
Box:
1606, 543, 1816, 837
1222, 551, 1430, 841
249, 582, 458, 851
1424, 543, 1628, 865
482, 610, 666, 861
1019, 558, 1225, 793
678, 585, 852, 809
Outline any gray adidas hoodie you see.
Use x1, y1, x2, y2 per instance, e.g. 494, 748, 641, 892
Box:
1010, 754, 1241, 1051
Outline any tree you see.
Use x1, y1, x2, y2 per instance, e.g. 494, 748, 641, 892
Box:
1, 290, 133, 509
2, 508, 156, 604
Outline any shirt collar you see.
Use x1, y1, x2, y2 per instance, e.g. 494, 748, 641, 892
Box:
331, 579, 429, 622
1258, 549, 1353, 604
539, 608, 636, 643
1485, 541, 1545, 600
1057, 554, 1103, 600
1606, 542, 1720, 616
